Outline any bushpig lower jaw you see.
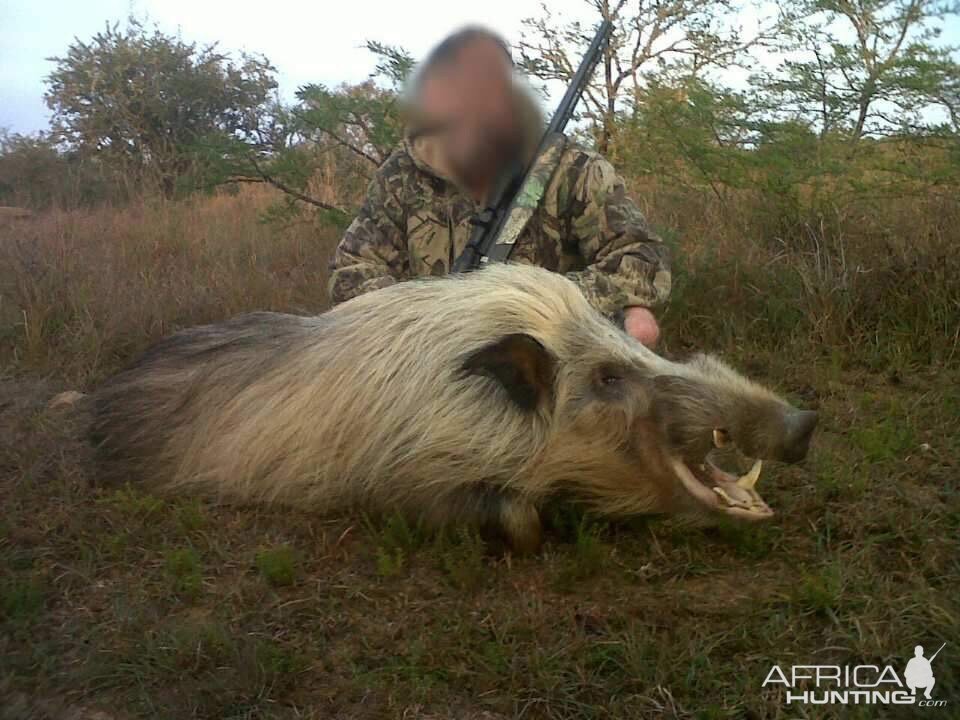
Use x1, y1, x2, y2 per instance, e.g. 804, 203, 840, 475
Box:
670, 458, 774, 521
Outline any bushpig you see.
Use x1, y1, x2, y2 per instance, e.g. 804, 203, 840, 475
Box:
91, 264, 817, 552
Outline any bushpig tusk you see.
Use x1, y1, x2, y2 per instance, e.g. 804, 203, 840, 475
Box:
737, 459, 762, 489
713, 429, 729, 448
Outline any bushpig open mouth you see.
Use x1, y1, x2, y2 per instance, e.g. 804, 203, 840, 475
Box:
673, 424, 771, 519
666, 413, 817, 520
672, 456, 771, 520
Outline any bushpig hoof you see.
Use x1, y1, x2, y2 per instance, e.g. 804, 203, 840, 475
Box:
498, 496, 542, 555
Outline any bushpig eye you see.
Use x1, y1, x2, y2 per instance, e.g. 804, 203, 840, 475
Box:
592, 363, 634, 400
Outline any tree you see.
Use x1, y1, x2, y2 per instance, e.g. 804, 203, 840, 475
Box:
294, 79, 404, 171
290, 40, 410, 176
0, 130, 120, 208
762, 0, 960, 144
233, 41, 412, 216
900, 50, 960, 134
618, 78, 756, 199
516, 0, 781, 152
0, 131, 67, 207
935, 59, 960, 131
45, 19, 278, 197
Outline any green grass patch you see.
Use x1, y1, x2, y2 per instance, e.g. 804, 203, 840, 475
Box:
254, 545, 299, 587
552, 516, 609, 591
851, 416, 917, 463
364, 512, 430, 577
0, 574, 46, 623
792, 563, 845, 616
435, 528, 487, 591
163, 547, 203, 599
709, 519, 781, 560
173, 500, 208, 533
89, 616, 308, 717
100, 485, 167, 519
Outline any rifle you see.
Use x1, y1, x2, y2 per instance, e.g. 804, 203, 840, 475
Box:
452, 20, 614, 272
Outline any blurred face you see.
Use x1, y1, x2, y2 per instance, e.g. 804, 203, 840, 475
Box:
416, 37, 524, 190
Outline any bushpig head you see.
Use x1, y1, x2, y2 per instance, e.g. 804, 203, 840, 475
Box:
461, 311, 818, 522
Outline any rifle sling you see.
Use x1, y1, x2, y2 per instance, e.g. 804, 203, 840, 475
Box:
460, 132, 568, 268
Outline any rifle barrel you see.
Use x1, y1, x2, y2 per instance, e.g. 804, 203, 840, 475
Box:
546, 20, 613, 137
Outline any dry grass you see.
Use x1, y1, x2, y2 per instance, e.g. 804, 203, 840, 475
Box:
0, 207, 34, 221
0, 185, 338, 386
634, 177, 960, 370
0, 182, 958, 719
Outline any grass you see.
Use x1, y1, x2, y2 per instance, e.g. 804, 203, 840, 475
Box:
0, 185, 336, 386
0, 184, 958, 718
164, 547, 203, 599
0, 575, 46, 624
255, 546, 300, 587
550, 515, 609, 592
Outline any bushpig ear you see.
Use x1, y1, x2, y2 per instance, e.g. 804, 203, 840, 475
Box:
462, 334, 555, 412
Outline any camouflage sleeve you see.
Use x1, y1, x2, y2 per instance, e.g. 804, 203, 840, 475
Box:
328, 157, 410, 305
564, 152, 672, 318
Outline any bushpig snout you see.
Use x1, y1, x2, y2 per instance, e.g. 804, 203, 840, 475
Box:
780, 409, 818, 464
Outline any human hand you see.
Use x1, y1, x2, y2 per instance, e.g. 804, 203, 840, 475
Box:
624, 306, 659, 347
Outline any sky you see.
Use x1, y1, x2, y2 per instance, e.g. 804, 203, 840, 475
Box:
0, 0, 593, 134
2, 0, 959, 135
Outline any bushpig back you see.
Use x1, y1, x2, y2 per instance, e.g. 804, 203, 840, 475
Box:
91, 268, 571, 511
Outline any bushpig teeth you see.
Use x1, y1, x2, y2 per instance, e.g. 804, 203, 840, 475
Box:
713, 486, 743, 508
713, 486, 760, 511
737, 459, 762, 489
712, 429, 729, 448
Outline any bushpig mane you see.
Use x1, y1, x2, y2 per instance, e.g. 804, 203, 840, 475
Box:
92, 264, 630, 517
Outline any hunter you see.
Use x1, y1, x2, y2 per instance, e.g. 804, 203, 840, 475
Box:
328, 26, 671, 347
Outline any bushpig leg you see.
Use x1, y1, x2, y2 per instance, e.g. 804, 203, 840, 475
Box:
413, 485, 543, 554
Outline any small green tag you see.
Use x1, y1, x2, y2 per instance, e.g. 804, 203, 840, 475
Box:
518, 177, 546, 208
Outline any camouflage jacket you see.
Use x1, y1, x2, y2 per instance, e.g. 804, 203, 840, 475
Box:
328, 134, 672, 318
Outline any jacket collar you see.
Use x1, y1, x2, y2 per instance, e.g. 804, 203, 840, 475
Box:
403, 133, 460, 186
